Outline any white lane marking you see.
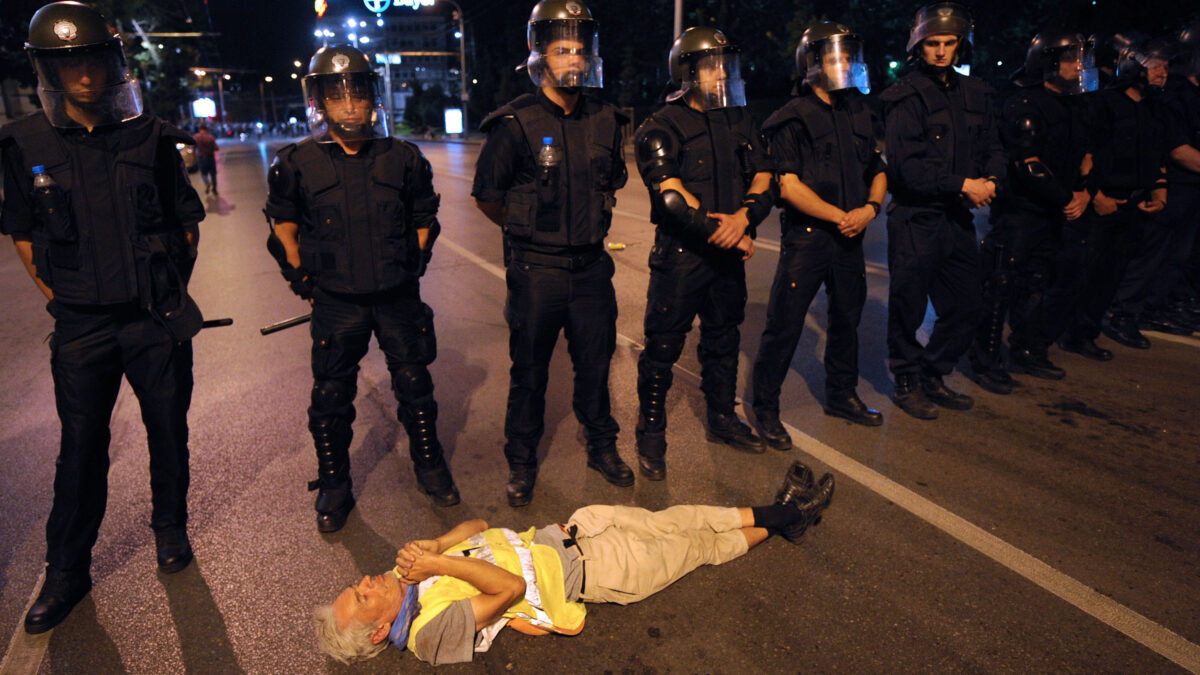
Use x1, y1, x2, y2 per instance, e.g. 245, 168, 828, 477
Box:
0, 573, 51, 675
1148, 332, 1200, 348
772, 416, 1200, 673
438, 231, 1200, 673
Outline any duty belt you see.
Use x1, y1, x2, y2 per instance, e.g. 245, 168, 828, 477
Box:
508, 245, 605, 271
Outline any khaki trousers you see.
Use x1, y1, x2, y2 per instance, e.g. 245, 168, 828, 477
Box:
568, 504, 748, 605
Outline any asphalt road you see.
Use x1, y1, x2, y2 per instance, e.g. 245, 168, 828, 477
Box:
1, 137, 1198, 674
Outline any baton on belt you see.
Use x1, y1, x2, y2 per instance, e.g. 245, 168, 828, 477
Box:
260, 313, 311, 335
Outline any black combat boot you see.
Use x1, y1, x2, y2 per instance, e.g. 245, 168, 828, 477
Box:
774, 462, 835, 542
404, 403, 460, 507
587, 443, 635, 487
823, 391, 883, 426
505, 462, 537, 508
753, 410, 793, 451
1058, 337, 1113, 361
635, 364, 671, 479
308, 420, 355, 533
1102, 315, 1151, 349
1009, 347, 1066, 380
24, 567, 92, 634
706, 412, 765, 452
892, 373, 938, 420
920, 374, 974, 410
154, 526, 193, 573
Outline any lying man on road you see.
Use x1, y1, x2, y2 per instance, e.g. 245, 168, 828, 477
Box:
314, 461, 835, 664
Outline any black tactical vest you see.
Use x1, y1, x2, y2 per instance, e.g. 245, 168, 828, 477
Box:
882, 71, 991, 206
285, 138, 422, 293
1091, 88, 1163, 193
481, 94, 623, 249
763, 93, 875, 230
647, 103, 759, 221
1, 113, 195, 305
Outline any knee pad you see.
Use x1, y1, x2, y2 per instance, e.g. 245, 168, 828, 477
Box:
643, 333, 685, 366
311, 379, 355, 418
391, 365, 434, 404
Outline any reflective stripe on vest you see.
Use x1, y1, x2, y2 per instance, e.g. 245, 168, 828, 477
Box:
465, 529, 555, 630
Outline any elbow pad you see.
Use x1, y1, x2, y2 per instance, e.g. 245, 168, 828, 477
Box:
265, 227, 291, 272
657, 189, 718, 240
741, 191, 774, 230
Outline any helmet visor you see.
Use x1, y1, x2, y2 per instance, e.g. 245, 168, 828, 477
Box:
526, 21, 602, 88
669, 51, 746, 109
303, 72, 390, 143
807, 35, 870, 94
31, 43, 142, 127
1045, 43, 1098, 95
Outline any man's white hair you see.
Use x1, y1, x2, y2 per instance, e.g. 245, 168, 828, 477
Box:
313, 604, 388, 663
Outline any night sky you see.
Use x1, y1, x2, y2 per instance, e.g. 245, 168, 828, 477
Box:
204, 0, 319, 78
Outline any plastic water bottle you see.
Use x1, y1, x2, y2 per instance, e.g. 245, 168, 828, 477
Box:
536, 136, 560, 170
33, 164, 55, 192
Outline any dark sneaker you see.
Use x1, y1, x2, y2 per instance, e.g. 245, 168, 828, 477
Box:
781, 473, 835, 542
775, 461, 816, 505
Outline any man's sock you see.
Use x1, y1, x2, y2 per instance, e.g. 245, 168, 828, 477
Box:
751, 504, 797, 534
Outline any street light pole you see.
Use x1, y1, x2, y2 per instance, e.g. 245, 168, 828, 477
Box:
441, 0, 469, 136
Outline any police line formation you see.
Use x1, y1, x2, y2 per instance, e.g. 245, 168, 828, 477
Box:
3, 0, 1199, 649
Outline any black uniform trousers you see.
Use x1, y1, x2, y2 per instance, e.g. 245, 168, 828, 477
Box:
1064, 206, 1144, 341
887, 207, 983, 377
752, 224, 866, 414
503, 252, 619, 467
1132, 183, 1200, 312
979, 209, 1064, 354
48, 301, 192, 574
640, 243, 747, 417
308, 284, 437, 486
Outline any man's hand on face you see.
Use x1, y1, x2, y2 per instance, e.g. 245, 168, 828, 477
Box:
396, 541, 442, 584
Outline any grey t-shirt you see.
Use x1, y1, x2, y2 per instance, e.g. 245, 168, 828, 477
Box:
411, 526, 584, 666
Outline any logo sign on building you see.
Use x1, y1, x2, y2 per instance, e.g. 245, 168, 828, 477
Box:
363, 0, 391, 12
394, 0, 436, 9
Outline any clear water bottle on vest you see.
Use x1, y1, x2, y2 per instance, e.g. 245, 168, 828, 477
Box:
536, 136, 560, 201
32, 164, 75, 242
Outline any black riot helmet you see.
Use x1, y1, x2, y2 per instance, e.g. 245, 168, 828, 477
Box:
1177, 22, 1200, 78
1012, 30, 1097, 95
666, 26, 746, 109
25, 1, 143, 128
302, 45, 389, 143
905, 2, 973, 67
522, 0, 603, 89
797, 22, 870, 95
1114, 35, 1173, 91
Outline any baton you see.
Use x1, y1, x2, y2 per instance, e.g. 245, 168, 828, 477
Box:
202, 318, 234, 329
260, 313, 312, 336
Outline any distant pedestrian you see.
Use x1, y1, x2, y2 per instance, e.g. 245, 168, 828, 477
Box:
194, 123, 218, 194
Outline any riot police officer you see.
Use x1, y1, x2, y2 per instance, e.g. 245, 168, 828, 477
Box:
880, 2, 1005, 420
1133, 26, 1200, 335
969, 30, 1097, 390
265, 45, 459, 532
473, 0, 632, 505
630, 27, 773, 476
1060, 37, 1169, 354
750, 22, 886, 438
0, 1, 205, 632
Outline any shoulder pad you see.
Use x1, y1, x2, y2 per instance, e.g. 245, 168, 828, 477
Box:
159, 121, 195, 145
0, 111, 52, 142
879, 80, 917, 103
480, 94, 538, 132
635, 126, 676, 164
762, 97, 807, 133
